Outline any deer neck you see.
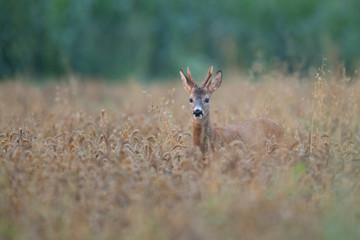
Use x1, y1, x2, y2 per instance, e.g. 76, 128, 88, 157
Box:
192, 116, 212, 153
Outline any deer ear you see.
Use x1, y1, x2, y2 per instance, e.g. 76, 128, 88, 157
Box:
180, 70, 194, 94
207, 70, 222, 93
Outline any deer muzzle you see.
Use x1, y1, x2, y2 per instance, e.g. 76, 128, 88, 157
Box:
193, 108, 203, 119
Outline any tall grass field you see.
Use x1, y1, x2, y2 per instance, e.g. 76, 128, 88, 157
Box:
0, 69, 360, 239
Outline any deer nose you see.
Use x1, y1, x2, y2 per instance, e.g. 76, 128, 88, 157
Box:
193, 109, 203, 117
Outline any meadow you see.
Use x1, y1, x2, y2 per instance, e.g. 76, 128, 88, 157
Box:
0, 69, 360, 239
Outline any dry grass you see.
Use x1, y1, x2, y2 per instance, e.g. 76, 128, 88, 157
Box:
0, 70, 360, 240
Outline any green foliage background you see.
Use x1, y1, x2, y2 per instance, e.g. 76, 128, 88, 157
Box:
1, 0, 360, 79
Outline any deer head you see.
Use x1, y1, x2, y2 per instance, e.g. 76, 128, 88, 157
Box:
180, 66, 222, 120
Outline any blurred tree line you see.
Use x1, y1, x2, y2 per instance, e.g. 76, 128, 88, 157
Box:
1, 0, 360, 80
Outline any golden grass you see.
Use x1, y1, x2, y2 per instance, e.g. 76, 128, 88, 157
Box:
0, 70, 360, 239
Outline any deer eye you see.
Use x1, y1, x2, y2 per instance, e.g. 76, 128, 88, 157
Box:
189, 98, 193, 103
205, 98, 210, 103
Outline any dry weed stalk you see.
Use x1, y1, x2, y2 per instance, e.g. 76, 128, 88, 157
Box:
0, 74, 359, 240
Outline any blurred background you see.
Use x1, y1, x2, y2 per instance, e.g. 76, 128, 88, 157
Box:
1, 0, 360, 81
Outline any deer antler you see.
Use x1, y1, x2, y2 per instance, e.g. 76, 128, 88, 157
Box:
201, 66, 213, 88
187, 67, 197, 87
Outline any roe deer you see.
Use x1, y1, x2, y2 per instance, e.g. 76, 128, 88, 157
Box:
180, 66, 283, 154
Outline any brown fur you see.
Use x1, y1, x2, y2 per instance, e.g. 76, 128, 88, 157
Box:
181, 67, 284, 154
202, 117, 283, 153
